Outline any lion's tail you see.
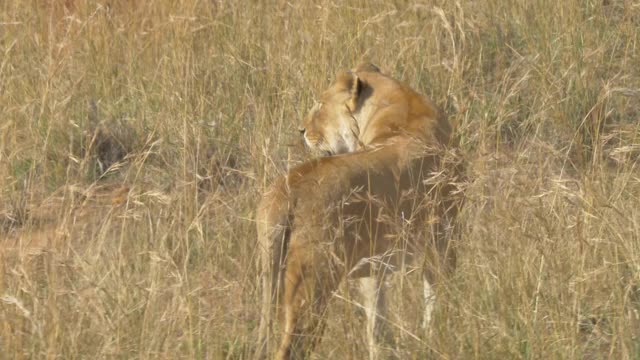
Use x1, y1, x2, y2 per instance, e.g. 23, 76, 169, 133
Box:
256, 180, 291, 358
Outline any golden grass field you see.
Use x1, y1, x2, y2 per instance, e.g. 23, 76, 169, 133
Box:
1, 0, 639, 358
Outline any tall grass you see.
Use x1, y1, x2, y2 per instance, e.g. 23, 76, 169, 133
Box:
1, 0, 639, 358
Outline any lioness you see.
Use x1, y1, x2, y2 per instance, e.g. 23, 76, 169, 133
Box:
257, 64, 462, 359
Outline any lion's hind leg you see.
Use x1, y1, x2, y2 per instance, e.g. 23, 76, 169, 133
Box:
276, 240, 342, 360
359, 276, 395, 360
421, 218, 457, 332
256, 183, 291, 359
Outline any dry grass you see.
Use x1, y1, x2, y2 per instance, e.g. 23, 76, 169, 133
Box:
1, 0, 639, 358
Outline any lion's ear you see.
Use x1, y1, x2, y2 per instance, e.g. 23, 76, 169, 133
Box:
348, 73, 363, 111
336, 71, 363, 111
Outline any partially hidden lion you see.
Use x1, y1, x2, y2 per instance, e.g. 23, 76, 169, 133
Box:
256, 63, 463, 359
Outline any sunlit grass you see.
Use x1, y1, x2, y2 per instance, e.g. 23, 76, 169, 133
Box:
0, 0, 639, 358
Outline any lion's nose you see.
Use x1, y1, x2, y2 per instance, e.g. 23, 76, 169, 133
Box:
298, 127, 306, 135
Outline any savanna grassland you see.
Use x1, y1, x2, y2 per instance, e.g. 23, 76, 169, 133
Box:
1, 1, 640, 359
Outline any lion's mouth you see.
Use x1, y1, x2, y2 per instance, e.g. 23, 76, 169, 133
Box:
311, 148, 332, 157
302, 137, 333, 157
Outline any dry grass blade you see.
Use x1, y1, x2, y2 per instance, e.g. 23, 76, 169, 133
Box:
0, 0, 639, 359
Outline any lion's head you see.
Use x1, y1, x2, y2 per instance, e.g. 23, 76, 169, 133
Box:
299, 63, 450, 157
298, 71, 364, 156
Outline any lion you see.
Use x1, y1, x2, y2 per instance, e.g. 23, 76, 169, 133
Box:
256, 63, 463, 359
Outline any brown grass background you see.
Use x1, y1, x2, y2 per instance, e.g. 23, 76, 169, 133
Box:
1, 0, 639, 358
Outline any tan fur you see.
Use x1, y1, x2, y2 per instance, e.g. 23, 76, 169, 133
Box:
256, 64, 462, 359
